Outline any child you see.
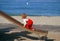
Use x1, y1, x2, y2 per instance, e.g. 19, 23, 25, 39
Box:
21, 13, 34, 30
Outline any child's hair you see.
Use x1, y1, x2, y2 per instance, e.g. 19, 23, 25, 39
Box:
21, 13, 27, 18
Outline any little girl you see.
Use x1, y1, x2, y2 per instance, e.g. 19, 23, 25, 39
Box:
21, 13, 34, 30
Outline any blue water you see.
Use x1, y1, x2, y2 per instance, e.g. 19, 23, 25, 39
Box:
0, 0, 60, 16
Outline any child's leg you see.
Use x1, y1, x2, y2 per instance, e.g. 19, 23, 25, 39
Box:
25, 24, 34, 30
25, 24, 30, 29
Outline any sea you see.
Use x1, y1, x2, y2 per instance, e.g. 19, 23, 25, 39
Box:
0, 0, 60, 16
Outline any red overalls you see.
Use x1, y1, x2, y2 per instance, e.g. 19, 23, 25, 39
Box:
23, 18, 34, 30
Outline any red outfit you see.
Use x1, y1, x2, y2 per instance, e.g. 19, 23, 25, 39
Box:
23, 18, 34, 30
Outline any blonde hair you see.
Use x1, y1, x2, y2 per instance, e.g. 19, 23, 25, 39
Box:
21, 13, 27, 18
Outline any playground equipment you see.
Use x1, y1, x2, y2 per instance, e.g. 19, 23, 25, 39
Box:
0, 11, 48, 36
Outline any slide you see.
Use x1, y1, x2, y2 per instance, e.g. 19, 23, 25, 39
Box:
0, 11, 48, 36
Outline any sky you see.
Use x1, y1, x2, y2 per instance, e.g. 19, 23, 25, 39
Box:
0, 0, 59, 2
0, 0, 60, 16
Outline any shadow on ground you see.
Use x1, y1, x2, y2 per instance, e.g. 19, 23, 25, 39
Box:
0, 31, 54, 41
0, 23, 56, 41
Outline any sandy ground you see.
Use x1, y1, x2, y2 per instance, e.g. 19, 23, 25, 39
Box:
0, 23, 60, 41
0, 16, 60, 25
0, 16, 60, 41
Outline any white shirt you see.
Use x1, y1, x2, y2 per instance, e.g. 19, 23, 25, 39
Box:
22, 18, 28, 26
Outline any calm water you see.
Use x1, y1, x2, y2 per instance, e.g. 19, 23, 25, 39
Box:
0, 0, 60, 16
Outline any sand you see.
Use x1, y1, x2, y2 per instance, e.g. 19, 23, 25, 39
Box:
0, 16, 60, 41
0, 16, 60, 25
